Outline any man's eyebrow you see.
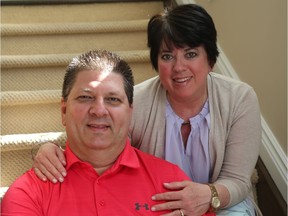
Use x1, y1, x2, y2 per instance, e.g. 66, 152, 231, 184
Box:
82, 88, 92, 93
81, 88, 122, 96
107, 91, 122, 97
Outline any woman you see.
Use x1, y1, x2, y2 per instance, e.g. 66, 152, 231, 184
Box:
32, 4, 262, 216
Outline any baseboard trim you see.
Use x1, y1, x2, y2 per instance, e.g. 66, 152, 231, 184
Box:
216, 45, 287, 202
260, 120, 287, 202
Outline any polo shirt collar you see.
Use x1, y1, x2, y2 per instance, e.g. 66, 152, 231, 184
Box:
65, 138, 140, 172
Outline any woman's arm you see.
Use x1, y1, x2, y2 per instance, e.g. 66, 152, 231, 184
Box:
215, 87, 262, 207
32, 142, 67, 183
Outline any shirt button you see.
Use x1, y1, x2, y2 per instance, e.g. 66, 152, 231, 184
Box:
99, 201, 105, 206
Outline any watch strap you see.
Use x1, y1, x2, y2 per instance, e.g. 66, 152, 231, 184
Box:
208, 184, 220, 212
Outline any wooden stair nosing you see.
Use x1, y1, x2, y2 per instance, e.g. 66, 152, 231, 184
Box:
1, 90, 61, 107
1, 132, 66, 152
1, 20, 148, 36
1, 0, 164, 6
1, 50, 150, 68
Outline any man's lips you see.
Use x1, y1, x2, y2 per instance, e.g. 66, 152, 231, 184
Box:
87, 123, 109, 129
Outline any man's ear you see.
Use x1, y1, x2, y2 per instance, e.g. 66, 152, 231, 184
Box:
129, 104, 133, 121
61, 97, 67, 126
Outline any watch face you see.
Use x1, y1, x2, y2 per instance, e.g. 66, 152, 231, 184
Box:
212, 197, 221, 208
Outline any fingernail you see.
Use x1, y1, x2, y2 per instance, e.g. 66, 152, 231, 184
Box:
151, 196, 156, 200
151, 207, 156, 211
62, 161, 66, 165
52, 178, 57, 183
59, 177, 64, 182
62, 172, 67, 177
42, 178, 47, 182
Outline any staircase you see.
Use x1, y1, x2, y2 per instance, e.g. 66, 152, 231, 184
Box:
1, 1, 165, 192
1, 2, 262, 209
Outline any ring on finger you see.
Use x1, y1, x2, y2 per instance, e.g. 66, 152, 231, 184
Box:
179, 209, 184, 216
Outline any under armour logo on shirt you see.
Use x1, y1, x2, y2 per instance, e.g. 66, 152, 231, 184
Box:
135, 203, 149, 211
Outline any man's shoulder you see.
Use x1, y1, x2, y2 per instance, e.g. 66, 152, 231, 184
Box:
7, 169, 46, 193
2, 169, 43, 203
133, 148, 181, 170
133, 148, 190, 180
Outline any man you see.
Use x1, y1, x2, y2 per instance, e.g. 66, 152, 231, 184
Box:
1, 50, 214, 216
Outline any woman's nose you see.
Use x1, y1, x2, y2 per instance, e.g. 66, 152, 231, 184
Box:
173, 57, 186, 72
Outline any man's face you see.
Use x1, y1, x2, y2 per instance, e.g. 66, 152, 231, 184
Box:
61, 69, 132, 158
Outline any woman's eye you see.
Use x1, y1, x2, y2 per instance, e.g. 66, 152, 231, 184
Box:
186, 51, 197, 58
161, 54, 173, 61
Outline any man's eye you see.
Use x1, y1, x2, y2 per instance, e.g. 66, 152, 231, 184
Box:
77, 95, 94, 101
106, 97, 121, 104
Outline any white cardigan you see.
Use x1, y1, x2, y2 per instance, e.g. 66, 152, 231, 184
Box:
130, 72, 262, 207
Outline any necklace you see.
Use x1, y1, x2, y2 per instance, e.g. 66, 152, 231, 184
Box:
182, 121, 190, 125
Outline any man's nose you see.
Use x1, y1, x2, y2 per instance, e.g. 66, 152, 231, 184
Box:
89, 99, 108, 117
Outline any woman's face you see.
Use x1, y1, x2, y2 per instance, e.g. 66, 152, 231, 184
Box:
157, 43, 212, 102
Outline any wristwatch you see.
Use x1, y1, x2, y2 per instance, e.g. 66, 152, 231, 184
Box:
208, 184, 221, 212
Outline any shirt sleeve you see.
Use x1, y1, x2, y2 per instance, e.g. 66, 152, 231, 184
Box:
1, 170, 43, 216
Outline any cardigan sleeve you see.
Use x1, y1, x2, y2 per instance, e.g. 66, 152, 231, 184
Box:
208, 73, 262, 207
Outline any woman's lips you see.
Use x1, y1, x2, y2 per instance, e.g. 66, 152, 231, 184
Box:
173, 76, 192, 83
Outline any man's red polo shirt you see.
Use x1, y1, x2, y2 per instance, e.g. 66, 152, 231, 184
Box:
2, 139, 214, 216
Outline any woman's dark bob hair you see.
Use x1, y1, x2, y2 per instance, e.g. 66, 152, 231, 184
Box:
147, 4, 219, 71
